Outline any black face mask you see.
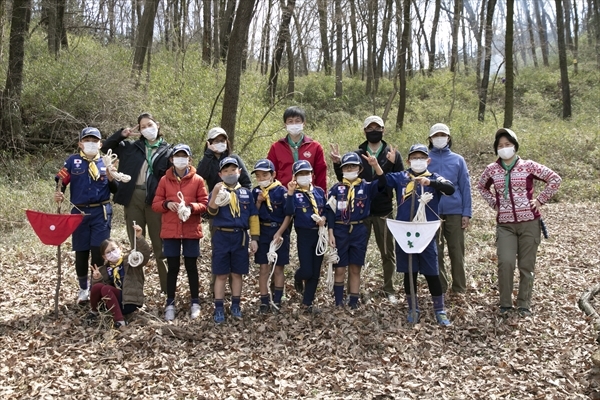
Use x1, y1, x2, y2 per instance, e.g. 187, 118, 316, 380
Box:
366, 130, 383, 143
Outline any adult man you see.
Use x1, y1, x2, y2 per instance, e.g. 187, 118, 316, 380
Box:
330, 116, 404, 303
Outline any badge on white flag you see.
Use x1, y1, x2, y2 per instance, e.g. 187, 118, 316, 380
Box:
386, 219, 441, 254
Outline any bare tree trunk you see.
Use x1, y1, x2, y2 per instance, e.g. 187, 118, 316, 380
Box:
317, 0, 331, 74
365, 0, 376, 95
375, 0, 393, 92
349, 0, 359, 76
593, 0, 600, 68
555, 0, 572, 118
221, 0, 257, 147
429, 0, 441, 74
478, 0, 497, 122
533, 0, 550, 66
267, 0, 296, 102
450, 0, 463, 72
475, 0, 486, 92
334, 0, 342, 97
396, 0, 411, 131
286, 34, 295, 96
522, 0, 539, 67
504, 0, 514, 128
1, 0, 32, 145
572, 0, 579, 74
461, 9, 469, 73
131, 0, 160, 83
212, 0, 219, 66
259, 0, 272, 75
219, 0, 236, 62
292, 9, 309, 76
202, 0, 212, 63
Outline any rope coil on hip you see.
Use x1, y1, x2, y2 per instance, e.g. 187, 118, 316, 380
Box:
324, 247, 339, 293
311, 214, 328, 256
127, 220, 144, 267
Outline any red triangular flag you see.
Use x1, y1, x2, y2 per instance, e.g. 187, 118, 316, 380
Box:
26, 210, 84, 246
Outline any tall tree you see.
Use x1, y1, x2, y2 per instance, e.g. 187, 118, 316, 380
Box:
450, 0, 463, 72
203, 0, 212, 63
42, 0, 68, 57
533, 0, 549, 66
522, 0, 539, 67
477, 0, 497, 121
396, 0, 411, 130
334, 0, 342, 97
317, 0, 331, 74
221, 0, 257, 146
593, 0, 600, 68
555, 0, 572, 118
375, 0, 394, 91
131, 0, 160, 81
267, 0, 296, 102
349, 0, 359, 75
259, 0, 273, 75
1, 0, 32, 143
219, 0, 236, 61
504, 0, 515, 128
429, 0, 442, 74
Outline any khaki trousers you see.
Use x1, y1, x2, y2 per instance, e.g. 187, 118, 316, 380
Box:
496, 219, 541, 309
364, 212, 397, 295
438, 214, 467, 293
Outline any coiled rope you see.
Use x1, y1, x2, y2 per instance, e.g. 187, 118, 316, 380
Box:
177, 191, 191, 222
311, 214, 328, 256
214, 187, 230, 207
413, 190, 434, 222
267, 238, 283, 310
324, 247, 340, 293
127, 221, 144, 267
101, 149, 131, 183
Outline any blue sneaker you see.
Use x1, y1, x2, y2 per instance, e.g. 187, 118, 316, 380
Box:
435, 311, 452, 326
230, 304, 243, 319
213, 307, 226, 324
407, 310, 421, 324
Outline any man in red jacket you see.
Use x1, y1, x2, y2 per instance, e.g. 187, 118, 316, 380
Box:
267, 106, 327, 191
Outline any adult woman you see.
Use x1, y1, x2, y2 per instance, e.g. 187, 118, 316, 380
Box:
103, 112, 172, 293
427, 123, 472, 295
196, 127, 252, 192
477, 128, 561, 316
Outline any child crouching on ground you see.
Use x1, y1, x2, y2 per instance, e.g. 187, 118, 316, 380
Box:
251, 159, 292, 314
384, 144, 455, 326
207, 157, 259, 323
88, 224, 151, 329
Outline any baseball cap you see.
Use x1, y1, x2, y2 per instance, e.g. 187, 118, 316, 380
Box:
292, 160, 313, 175
80, 127, 101, 141
219, 156, 239, 171
363, 116, 385, 129
408, 144, 429, 157
172, 143, 192, 157
494, 128, 519, 154
208, 127, 227, 140
340, 152, 362, 167
252, 159, 275, 174
429, 123, 450, 137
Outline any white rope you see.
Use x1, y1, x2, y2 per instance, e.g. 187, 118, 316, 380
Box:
176, 191, 191, 222
413, 188, 434, 222
214, 187, 230, 207
324, 247, 339, 293
127, 221, 143, 267
101, 149, 131, 183
267, 239, 282, 310
311, 214, 328, 256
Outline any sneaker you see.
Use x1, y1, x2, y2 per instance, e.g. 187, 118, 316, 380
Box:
294, 278, 304, 294
190, 304, 201, 320
435, 311, 452, 326
77, 288, 90, 304
114, 320, 128, 330
407, 310, 421, 324
258, 304, 270, 314
518, 307, 533, 317
387, 294, 398, 305
349, 302, 360, 310
230, 304, 243, 319
272, 303, 281, 314
214, 307, 226, 324
303, 305, 321, 315
499, 306, 514, 315
164, 305, 176, 321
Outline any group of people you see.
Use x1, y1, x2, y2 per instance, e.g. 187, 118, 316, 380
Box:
54, 106, 561, 329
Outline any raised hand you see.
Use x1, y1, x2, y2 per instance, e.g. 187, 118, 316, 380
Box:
91, 264, 102, 281
133, 224, 143, 237
122, 125, 140, 138
361, 153, 378, 167
330, 144, 341, 163
287, 180, 298, 195
386, 145, 397, 164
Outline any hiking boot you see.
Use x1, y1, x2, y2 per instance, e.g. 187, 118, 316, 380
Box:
77, 288, 89, 304
214, 307, 226, 324
258, 304, 270, 314
518, 307, 533, 317
499, 306, 513, 315
294, 278, 304, 294
407, 310, 421, 324
190, 304, 201, 320
230, 304, 243, 319
164, 305, 176, 321
435, 311, 452, 326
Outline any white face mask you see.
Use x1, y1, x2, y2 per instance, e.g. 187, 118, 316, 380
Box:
410, 159, 428, 174
497, 146, 516, 160
296, 175, 312, 187
82, 142, 99, 156
286, 124, 304, 136
173, 157, 189, 169
212, 142, 227, 153
343, 171, 359, 181
258, 180, 272, 188
141, 125, 158, 141
432, 137, 448, 149
106, 248, 121, 263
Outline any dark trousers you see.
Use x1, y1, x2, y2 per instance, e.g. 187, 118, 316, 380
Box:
295, 228, 324, 307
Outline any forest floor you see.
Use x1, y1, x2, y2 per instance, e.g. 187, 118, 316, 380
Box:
1, 194, 600, 399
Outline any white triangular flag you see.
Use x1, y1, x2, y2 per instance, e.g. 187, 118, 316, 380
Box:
386, 219, 440, 254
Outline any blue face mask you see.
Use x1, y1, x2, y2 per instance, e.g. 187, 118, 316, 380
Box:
222, 173, 240, 186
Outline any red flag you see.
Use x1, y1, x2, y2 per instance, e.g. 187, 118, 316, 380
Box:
26, 210, 84, 246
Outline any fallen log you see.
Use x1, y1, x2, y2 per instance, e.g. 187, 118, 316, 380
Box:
578, 283, 600, 367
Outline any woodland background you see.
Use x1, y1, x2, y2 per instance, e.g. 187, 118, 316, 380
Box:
0, 0, 599, 398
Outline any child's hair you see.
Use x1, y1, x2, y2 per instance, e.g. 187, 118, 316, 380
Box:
99, 238, 118, 257
137, 112, 162, 137
283, 106, 306, 123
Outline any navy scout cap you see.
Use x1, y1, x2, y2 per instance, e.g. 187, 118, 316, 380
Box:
219, 156, 239, 171
80, 127, 101, 141
252, 159, 275, 174
292, 160, 313, 175
340, 152, 362, 167
408, 144, 429, 157
172, 143, 192, 157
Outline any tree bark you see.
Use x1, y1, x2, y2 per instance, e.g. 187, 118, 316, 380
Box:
477, 0, 497, 122
259, 0, 272, 75
220, 0, 257, 147
267, 0, 296, 102
533, 0, 549, 66
349, 0, 359, 76
450, 0, 463, 72
396, 0, 411, 131
334, 0, 342, 97
131, 0, 160, 81
317, 0, 331, 74
219, 0, 236, 62
503, 0, 514, 128
555, 0, 572, 118
522, 0, 539, 67
202, 0, 212, 63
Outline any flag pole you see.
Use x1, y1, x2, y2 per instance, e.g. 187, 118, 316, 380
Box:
54, 179, 63, 318
407, 181, 417, 325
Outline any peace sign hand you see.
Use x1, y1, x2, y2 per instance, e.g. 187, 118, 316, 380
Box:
330, 144, 341, 164
386, 146, 397, 164
91, 264, 102, 281
361, 153, 378, 167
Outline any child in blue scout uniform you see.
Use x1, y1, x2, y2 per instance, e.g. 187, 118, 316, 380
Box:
251, 159, 292, 314
326, 152, 384, 309
207, 157, 259, 323
54, 127, 118, 304
384, 144, 455, 325
285, 160, 327, 314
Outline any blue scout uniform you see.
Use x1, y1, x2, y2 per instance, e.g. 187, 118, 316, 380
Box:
252, 181, 290, 266
209, 185, 259, 276
285, 182, 326, 307
56, 151, 114, 252
385, 169, 454, 275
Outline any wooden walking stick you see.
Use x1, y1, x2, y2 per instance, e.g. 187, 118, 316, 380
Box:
407, 182, 417, 325
54, 178, 63, 318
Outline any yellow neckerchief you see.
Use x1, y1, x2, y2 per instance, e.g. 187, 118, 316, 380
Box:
79, 151, 100, 180
297, 185, 319, 215
261, 180, 283, 211
225, 183, 242, 217
404, 171, 433, 200
342, 177, 363, 212
109, 256, 124, 289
